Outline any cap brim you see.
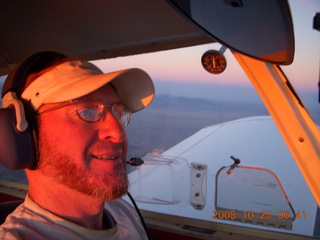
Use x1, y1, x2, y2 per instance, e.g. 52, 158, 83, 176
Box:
45, 68, 155, 113
21, 61, 155, 113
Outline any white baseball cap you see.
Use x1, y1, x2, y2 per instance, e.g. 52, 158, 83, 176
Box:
21, 60, 155, 113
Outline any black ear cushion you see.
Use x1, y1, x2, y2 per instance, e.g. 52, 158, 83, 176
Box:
0, 107, 36, 169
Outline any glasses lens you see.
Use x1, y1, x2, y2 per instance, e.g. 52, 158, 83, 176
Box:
76, 100, 103, 122
75, 98, 131, 127
112, 103, 131, 127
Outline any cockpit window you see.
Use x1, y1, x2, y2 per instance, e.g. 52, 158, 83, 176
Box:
93, 43, 269, 158
281, 0, 320, 126
215, 165, 295, 230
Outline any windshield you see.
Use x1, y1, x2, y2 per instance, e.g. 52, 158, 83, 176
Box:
94, 43, 270, 158
0, 0, 318, 163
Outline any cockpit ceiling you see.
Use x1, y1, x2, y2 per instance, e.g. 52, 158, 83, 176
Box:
0, 0, 213, 76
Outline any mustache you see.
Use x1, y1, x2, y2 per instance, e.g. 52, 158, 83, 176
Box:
90, 142, 126, 153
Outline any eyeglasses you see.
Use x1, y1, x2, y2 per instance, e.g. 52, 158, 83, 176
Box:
38, 97, 131, 127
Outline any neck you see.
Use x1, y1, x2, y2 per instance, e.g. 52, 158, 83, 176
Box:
26, 170, 108, 230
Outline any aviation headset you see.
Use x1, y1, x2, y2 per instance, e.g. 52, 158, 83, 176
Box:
0, 51, 69, 170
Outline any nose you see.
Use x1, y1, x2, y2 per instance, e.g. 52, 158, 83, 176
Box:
97, 111, 127, 143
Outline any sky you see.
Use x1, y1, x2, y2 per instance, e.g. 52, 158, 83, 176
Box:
91, 0, 320, 122
92, 0, 320, 95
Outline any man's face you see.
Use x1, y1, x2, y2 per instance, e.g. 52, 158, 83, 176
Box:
37, 84, 129, 201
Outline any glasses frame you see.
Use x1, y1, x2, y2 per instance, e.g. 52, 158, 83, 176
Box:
37, 99, 131, 127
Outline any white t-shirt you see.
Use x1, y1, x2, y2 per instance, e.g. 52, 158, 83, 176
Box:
0, 195, 148, 240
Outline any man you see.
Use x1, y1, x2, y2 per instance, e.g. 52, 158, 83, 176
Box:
0, 52, 154, 239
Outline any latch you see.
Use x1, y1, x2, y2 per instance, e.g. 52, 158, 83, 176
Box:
190, 163, 207, 210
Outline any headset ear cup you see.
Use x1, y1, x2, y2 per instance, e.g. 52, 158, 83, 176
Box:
0, 106, 36, 169
1, 51, 68, 170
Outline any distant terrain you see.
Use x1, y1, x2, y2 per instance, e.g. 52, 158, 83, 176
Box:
126, 94, 269, 158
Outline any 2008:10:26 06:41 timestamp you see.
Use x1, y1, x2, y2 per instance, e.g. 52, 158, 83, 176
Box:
212, 210, 306, 220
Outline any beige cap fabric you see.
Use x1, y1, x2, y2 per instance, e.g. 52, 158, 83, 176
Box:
21, 60, 155, 113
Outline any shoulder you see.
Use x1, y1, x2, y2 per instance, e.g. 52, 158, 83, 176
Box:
104, 198, 138, 219
0, 202, 29, 240
104, 198, 148, 239
0, 197, 68, 240
0, 229, 21, 240
105, 198, 134, 210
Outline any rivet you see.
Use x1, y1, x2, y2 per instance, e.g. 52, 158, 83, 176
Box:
299, 137, 304, 143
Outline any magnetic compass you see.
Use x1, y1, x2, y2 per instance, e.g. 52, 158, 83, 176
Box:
201, 50, 227, 74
